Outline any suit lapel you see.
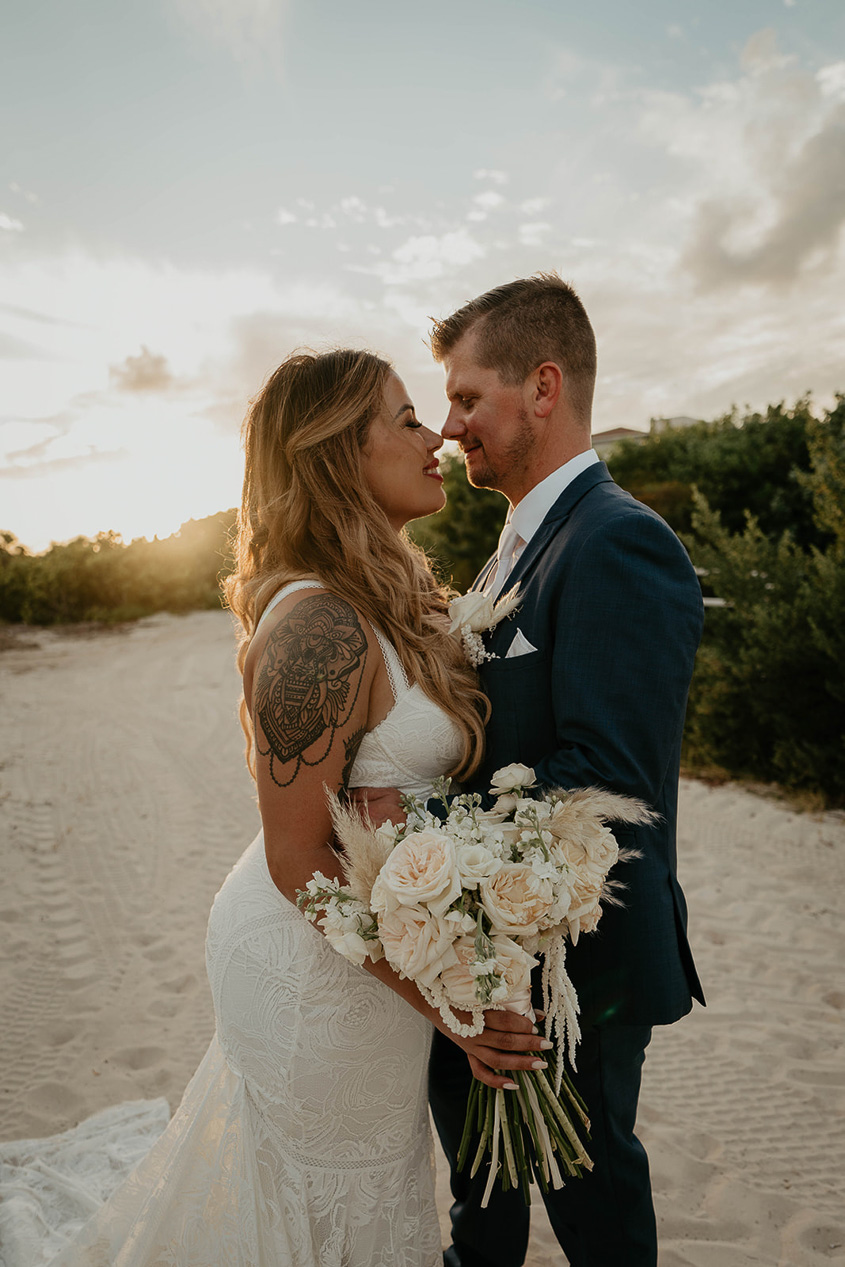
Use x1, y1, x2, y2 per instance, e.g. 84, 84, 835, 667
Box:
498, 461, 614, 594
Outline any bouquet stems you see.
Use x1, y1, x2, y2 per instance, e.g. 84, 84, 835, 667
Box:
458, 1056, 593, 1207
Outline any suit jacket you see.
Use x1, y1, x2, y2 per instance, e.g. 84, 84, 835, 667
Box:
469, 461, 705, 1027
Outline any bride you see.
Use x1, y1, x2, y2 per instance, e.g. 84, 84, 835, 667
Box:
13, 349, 542, 1266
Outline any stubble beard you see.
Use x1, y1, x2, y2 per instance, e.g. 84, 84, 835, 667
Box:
464, 408, 534, 496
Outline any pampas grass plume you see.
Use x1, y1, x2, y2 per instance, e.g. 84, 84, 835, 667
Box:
326, 789, 394, 905
551, 786, 660, 828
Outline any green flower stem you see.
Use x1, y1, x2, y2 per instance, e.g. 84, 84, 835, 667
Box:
505, 1091, 532, 1204
470, 1085, 495, 1178
515, 1075, 551, 1191
498, 1090, 517, 1191
534, 1070, 592, 1167
458, 1064, 594, 1201
457, 1078, 481, 1172
554, 1061, 590, 1123
521, 1074, 565, 1190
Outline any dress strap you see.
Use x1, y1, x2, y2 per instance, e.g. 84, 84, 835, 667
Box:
370, 624, 410, 699
254, 580, 325, 635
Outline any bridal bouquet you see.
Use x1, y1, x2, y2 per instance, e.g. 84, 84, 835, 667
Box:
297, 766, 654, 1206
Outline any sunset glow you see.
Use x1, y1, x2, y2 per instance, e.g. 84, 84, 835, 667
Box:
2, 2, 844, 549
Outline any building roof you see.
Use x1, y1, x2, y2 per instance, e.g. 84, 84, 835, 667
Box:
592, 427, 647, 447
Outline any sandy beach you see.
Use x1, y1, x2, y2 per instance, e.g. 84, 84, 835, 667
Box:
1, 611, 843, 1266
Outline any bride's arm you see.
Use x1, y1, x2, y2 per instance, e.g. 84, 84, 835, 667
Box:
246, 589, 545, 1088
245, 588, 376, 902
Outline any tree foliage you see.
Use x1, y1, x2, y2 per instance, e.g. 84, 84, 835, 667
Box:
682, 397, 845, 804
608, 399, 824, 547
0, 512, 236, 625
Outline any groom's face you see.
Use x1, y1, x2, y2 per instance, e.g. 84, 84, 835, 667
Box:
441, 332, 535, 503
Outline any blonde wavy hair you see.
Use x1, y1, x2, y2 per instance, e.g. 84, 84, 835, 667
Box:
225, 347, 489, 781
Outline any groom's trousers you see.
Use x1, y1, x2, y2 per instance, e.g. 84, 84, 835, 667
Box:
429, 1023, 657, 1267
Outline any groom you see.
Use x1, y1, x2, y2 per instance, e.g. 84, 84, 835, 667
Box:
426, 274, 705, 1267
357, 273, 704, 1265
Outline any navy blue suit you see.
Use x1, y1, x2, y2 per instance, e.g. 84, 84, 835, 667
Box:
429, 461, 705, 1266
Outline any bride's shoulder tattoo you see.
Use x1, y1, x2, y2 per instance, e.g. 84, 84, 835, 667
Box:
341, 727, 366, 791
253, 594, 368, 788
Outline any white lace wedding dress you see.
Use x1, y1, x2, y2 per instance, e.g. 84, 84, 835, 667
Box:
0, 582, 462, 1267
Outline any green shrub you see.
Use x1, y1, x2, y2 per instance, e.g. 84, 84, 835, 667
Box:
0, 512, 236, 626
609, 399, 824, 548
683, 398, 845, 804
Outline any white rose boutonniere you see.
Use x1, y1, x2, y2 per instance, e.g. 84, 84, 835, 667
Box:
448, 584, 522, 666
489, 763, 538, 797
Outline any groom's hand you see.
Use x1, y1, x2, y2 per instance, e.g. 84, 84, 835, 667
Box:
457, 1010, 553, 1090
348, 786, 406, 828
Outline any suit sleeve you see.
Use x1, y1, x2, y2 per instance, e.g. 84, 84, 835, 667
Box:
531, 510, 703, 806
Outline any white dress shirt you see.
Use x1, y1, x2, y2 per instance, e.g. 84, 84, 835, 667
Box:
504, 448, 600, 566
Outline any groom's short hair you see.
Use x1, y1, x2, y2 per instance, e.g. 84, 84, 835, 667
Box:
430, 272, 597, 423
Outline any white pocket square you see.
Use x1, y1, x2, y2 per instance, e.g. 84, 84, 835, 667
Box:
505, 629, 538, 659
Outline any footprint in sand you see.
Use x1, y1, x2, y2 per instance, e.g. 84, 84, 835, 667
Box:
109, 1045, 168, 1072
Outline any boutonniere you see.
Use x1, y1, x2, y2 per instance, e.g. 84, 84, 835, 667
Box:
448, 585, 522, 666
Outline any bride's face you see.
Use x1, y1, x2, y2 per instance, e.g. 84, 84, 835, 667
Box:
361, 373, 446, 531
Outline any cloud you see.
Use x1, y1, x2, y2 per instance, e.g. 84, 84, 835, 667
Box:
374, 230, 486, 285
818, 62, 845, 102
740, 27, 792, 74
473, 190, 505, 212
0, 445, 126, 481
109, 346, 176, 392
0, 302, 85, 328
521, 198, 550, 215
339, 196, 368, 222
0, 332, 52, 360
9, 182, 39, 205
467, 190, 506, 222
0, 213, 24, 232
518, 222, 552, 247
473, 169, 508, 185
682, 99, 845, 289
171, 0, 287, 70
634, 34, 845, 292
0, 410, 126, 482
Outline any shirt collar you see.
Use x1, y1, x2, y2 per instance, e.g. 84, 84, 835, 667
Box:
508, 449, 600, 547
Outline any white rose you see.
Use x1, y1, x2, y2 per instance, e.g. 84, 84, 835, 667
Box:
437, 936, 484, 1009
488, 934, 537, 1001
437, 933, 537, 1010
489, 764, 538, 797
371, 828, 461, 918
455, 842, 503, 890
378, 906, 459, 987
479, 862, 554, 935
448, 591, 495, 634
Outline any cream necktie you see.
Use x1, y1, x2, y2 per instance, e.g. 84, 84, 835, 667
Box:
486, 522, 524, 597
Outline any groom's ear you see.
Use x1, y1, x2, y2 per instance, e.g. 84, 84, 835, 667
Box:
529, 361, 563, 419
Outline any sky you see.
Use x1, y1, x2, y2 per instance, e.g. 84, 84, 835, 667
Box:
2, 0, 844, 550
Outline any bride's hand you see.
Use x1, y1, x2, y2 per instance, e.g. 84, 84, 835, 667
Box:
449, 1009, 553, 1091
348, 786, 406, 828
